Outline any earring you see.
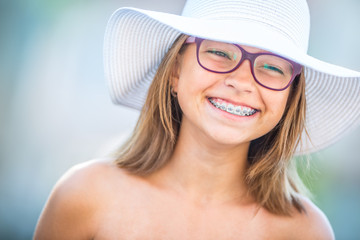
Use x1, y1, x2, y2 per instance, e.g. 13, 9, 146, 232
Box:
170, 88, 177, 97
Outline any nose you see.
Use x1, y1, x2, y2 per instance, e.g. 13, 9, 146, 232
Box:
223, 59, 257, 93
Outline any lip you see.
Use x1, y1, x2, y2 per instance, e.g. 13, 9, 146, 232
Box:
207, 96, 260, 111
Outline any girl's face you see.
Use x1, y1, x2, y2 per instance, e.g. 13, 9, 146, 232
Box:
172, 43, 291, 148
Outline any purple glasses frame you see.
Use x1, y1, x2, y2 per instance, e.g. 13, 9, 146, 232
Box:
185, 36, 303, 91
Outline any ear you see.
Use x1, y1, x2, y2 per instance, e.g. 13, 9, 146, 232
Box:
170, 57, 181, 93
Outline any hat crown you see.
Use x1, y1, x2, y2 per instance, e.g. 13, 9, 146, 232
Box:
181, 0, 310, 52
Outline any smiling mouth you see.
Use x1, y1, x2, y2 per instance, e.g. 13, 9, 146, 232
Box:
208, 97, 258, 116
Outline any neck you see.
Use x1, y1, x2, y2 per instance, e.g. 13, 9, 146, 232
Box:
147, 121, 252, 206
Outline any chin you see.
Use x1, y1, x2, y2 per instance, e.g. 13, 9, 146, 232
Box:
207, 131, 253, 148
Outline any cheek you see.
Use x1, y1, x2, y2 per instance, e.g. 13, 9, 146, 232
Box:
177, 63, 215, 100
262, 89, 290, 122
176, 73, 205, 115
177, 73, 209, 96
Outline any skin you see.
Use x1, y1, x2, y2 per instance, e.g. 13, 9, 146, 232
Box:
34, 44, 335, 240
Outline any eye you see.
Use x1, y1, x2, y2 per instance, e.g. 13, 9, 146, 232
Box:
262, 63, 284, 75
206, 49, 233, 60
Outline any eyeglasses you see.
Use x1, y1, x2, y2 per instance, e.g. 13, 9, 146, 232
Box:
185, 37, 302, 91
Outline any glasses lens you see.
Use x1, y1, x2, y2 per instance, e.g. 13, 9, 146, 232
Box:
254, 55, 294, 90
198, 40, 241, 72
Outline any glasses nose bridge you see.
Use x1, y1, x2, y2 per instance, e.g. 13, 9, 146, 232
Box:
234, 45, 257, 74
237, 46, 257, 69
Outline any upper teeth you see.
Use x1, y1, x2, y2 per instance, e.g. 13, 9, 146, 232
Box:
209, 98, 257, 116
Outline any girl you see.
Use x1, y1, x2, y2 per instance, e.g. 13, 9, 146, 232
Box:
34, 0, 360, 239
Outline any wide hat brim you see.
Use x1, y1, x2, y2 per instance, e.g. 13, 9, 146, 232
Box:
104, 7, 360, 154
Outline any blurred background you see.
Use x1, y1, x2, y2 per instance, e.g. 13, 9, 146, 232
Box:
0, 0, 359, 239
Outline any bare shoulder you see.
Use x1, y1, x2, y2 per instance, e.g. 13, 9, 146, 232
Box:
288, 195, 335, 240
33, 158, 129, 240
41, 158, 126, 207
55, 158, 130, 190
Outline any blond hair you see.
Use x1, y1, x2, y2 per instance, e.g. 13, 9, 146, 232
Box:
114, 34, 308, 215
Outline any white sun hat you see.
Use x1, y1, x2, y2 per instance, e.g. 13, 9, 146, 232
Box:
103, 0, 360, 154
